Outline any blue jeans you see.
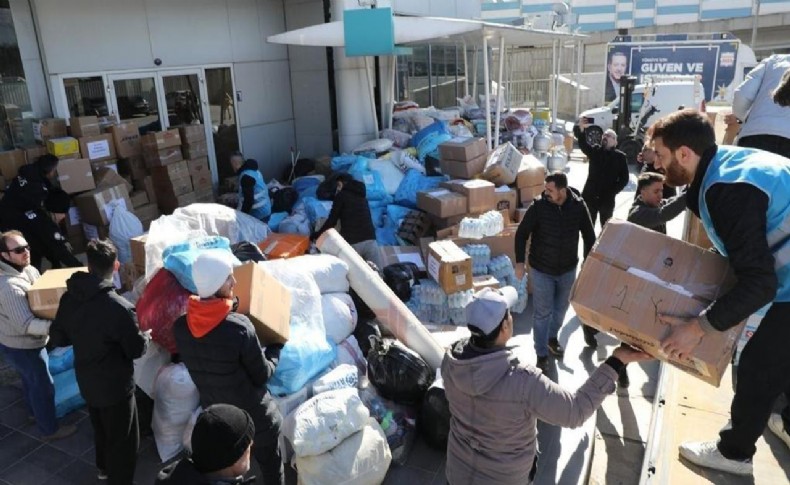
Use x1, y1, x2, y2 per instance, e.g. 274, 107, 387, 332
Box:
0, 344, 58, 435
531, 268, 576, 358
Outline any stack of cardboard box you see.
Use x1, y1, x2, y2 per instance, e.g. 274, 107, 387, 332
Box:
438, 138, 488, 179
516, 155, 547, 205
142, 129, 183, 168
151, 160, 195, 213
0, 149, 27, 189
179, 125, 214, 204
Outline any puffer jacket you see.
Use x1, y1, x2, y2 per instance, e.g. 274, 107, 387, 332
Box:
574, 125, 629, 199
0, 258, 50, 349
442, 338, 619, 485
315, 179, 376, 244
155, 458, 254, 484
733, 54, 790, 140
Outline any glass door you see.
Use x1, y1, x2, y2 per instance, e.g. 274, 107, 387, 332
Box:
107, 73, 164, 134
204, 67, 240, 181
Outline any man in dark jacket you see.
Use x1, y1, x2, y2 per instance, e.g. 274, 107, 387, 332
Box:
514, 171, 596, 370
314, 173, 380, 268
156, 404, 256, 485
173, 251, 284, 485
50, 239, 149, 484
574, 119, 629, 230
627, 172, 687, 234
230, 152, 272, 221
0, 154, 82, 270
651, 109, 790, 476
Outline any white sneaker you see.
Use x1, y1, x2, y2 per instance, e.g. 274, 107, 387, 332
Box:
679, 440, 753, 476
768, 413, 790, 451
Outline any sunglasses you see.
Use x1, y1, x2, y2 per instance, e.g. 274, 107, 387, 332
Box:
6, 245, 30, 255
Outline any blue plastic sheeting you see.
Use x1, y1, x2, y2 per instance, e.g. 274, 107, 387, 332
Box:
331, 154, 358, 172
385, 204, 414, 229
416, 132, 453, 162
293, 176, 321, 194
268, 212, 288, 232
376, 226, 399, 246
296, 184, 318, 203
370, 205, 386, 228
268, 333, 337, 396
410, 120, 448, 148
162, 237, 235, 294
393, 169, 445, 208
350, 169, 388, 202
302, 197, 333, 224
53, 369, 85, 418
48, 347, 74, 375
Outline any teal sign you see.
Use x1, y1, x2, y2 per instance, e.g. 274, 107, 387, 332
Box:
344, 7, 395, 56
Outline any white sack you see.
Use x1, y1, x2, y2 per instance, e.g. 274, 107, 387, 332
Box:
368, 159, 405, 195
109, 202, 144, 264
181, 406, 202, 453
284, 254, 350, 294
311, 364, 358, 396
295, 418, 392, 485
152, 363, 200, 462
334, 335, 367, 381
321, 293, 357, 344
283, 388, 369, 458
133, 341, 170, 398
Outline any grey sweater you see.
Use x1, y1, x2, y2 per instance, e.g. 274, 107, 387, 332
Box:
0, 259, 51, 349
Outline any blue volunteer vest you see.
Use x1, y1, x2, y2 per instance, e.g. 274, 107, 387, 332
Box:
698, 145, 790, 302
237, 169, 271, 220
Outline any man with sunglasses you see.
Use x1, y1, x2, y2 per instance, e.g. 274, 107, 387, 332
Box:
441, 286, 653, 485
0, 230, 77, 441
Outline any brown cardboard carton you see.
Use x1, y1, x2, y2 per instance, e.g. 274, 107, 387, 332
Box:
233, 262, 291, 345
69, 116, 100, 138
152, 161, 193, 197
133, 204, 160, 231
158, 191, 197, 214
129, 190, 149, 208
0, 149, 27, 180
58, 152, 81, 161
438, 137, 487, 162
74, 184, 133, 226
118, 156, 147, 181
143, 176, 157, 204
569, 219, 743, 386
416, 189, 467, 218
192, 173, 212, 190
682, 210, 713, 249
94, 166, 133, 192
440, 179, 497, 214
473, 275, 500, 291
79, 134, 116, 163
141, 129, 181, 151
515, 208, 528, 223
481, 142, 523, 186
108, 123, 142, 158
56, 158, 95, 194
178, 125, 206, 144
516, 155, 547, 188
493, 186, 518, 220
151, 160, 190, 180
429, 213, 468, 231
130, 234, 147, 271
28, 267, 87, 319
64, 207, 82, 235
23, 145, 48, 164
193, 187, 214, 203
379, 246, 426, 272
438, 153, 487, 179
47, 137, 80, 157
182, 140, 209, 160
187, 157, 210, 176
33, 119, 67, 142
450, 225, 518, 265
143, 146, 183, 168
519, 184, 544, 205
427, 240, 473, 293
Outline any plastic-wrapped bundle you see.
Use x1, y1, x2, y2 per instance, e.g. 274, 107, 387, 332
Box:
392, 169, 444, 209
380, 128, 411, 148
367, 158, 405, 195
302, 197, 333, 225
162, 236, 237, 294
48, 346, 74, 375
137, 269, 191, 354
53, 369, 85, 418
416, 132, 453, 162
350, 169, 388, 202
409, 119, 448, 148
488, 255, 516, 284
321, 293, 357, 344
366, 336, 434, 406
513, 274, 528, 314
152, 363, 200, 462
331, 154, 358, 172
359, 387, 417, 466
375, 227, 399, 246
462, 244, 491, 273
447, 290, 474, 309
109, 203, 144, 264
448, 307, 467, 325
458, 210, 504, 239
311, 364, 359, 395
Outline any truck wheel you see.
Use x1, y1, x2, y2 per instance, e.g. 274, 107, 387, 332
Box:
619, 139, 641, 165
586, 126, 603, 146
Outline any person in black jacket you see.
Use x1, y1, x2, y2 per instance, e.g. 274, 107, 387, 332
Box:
50, 239, 149, 484
314, 173, 380, 268
514, 172, 596, 371
627, 172, 687, 235
0, 154, 82, 270
574, 119, 629, 231
173, 250, 284, 485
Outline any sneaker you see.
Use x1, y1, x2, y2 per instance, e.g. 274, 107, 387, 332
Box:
547, 339, 565, 359
42, 424, 77, 442
768, 413, 790, 451
582, 327, 598, 349
617, 368, 630, 388
678, 440, 753, 476
97, 470, 108, 480
536, 356, 549, 373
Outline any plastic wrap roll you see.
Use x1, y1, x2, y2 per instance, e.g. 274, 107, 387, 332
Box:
316, 229, 444, 369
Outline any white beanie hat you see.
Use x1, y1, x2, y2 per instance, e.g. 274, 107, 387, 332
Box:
192, 250, 239, 298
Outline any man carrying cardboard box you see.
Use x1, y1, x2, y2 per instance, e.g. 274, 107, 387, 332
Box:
0, 231, 77, 442
651, 109, 790, 476
513, 172, 596, 372
173, 251, 284, 485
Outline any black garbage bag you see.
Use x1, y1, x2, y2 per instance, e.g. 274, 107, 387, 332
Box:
367, 336, 434, 405
269, 186, 298, 214
383, 262, 420, 302
419, 378, 450, 450
354, 319, 380, 356
231, 241, 266, 263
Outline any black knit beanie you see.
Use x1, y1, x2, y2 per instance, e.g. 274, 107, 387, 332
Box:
190, 404, 255, 473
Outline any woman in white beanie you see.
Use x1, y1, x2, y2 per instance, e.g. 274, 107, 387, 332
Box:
173, 251, 285, 485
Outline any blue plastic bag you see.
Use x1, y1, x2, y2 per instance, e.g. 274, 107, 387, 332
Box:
54, 369, 85, 418
331, 154, 358, 172
293, 176, 321, 195
393, 169, 445, 208
268, 332, 337, 396
376, 226, 399, 246
417, 132, 453, 162
351, 169, 388, 202
410, 120, 448, 148
370, 205, 385, 228
268, 212, 288, 232
385, 204, 415, 229
162, 236, 237, 294
48, 347, 74, 375
302, 197, 333, 225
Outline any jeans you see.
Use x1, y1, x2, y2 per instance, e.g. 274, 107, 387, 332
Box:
584, 195, 615, 231
253, 433, 285, 485
531, 268, 576, 358
89, 394, 139, 485
0, 344, 58, 435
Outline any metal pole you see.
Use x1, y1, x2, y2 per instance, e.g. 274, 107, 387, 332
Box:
483, 36, 492, 150
494, 36, 505, 149
390, 55, 397, 130
472, 46, 479, 102
750, 0, 760, 49
506, 45, 513, 110
463, 41, 469, 97
364, 56, 379, 136
575, 40, 583, 119
427, 45, 433, 107
551, 39, 558, 128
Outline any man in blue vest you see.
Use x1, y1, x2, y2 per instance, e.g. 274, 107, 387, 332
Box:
229, 152, 271, 221
650, 109, 790, 476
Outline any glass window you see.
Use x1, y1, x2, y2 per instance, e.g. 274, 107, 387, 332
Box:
64, 77, 109, 117
112, 77, 161, 134
205, 67, 239, 180
0, 0, 34, 149
395, 45, 465, 108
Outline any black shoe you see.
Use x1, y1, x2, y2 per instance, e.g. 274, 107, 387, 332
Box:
536, 356, 549, 372
617, 368, 630, 388
583, 327, 598, 349
548, 338, 565, 359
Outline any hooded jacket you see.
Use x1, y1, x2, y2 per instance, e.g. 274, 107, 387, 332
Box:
441, 338, 619, 485
173, 297, 282, 441
49, 271, 148, 408
574, 125, 629, 200
315, 179, 376, 245
0, 258, 50, 349
733, 54, 790, 141
514, 187, 596, 275
155, 458, 254, 485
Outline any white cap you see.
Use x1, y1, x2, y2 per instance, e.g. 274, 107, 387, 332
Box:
192, 250, 240, 298
465, 286, 518, 336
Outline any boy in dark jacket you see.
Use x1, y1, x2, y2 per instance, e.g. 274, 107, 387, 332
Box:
514, 172, 596, 371
173, 251, 284, 485
627, 172, 687, 235
50, 239, 150, 484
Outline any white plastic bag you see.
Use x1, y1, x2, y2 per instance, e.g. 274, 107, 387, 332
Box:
133, 341, 170, 398
295, 418, 391, 485
152, 363, 200, 462
334, 335, 367, 381
283, 388, 369, 458
311, 364, 358, 396
321, 293, 357, 344
283, 254, 350, 294
181, 406, 202, 453
109, 202, 144, 264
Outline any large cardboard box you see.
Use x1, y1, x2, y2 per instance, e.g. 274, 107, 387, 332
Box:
379, 245, 426, 272
23, 145, 48, 164
143, 146, 183, 167
473, 275, 500, 291
438, 154, 487, 179
141, 129, 181, 151
516, 155, 547, 188
79, 134, 116, 163
0, 149, 26, 181
481, 142, 523, 186
178, 125, 206, 144
440, 179, 497, 214
182, 140, 209, 160
69, 116, 100, 138
187, 157, 210, 177
569, 220, 744, 386
519, 184, 544, 205
233, 262, 291, 345
152, 161, 193, 197
94, 166, 133, 192
118, 156, 147, 181
129, 190, 149, 208
193, 187, 214, 203
33, 118, 67, 142
47, 137, 80, 157
427, 240, 473, 293
450, 225, 518, 265
74, 184, 133, 226
130, 234, 147, 271
682, 210, 713, 249
57, 158, 95, 194
28, 267, 87, 319
108, 123, 142, 158
416, 189, 467, 218
158, 191, 197, 214
134, 204, 159, 231
493, 186, 518, 220
429, 212, 468, 231
143, 176, 157, 204
439, 137, 487, 162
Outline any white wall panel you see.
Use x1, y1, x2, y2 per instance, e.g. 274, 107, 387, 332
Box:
240, 121, 296, 180
258, 0, 288, 61
234, 60, 293, 127
228, 0, 264, 62
290, 70, 331, 136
